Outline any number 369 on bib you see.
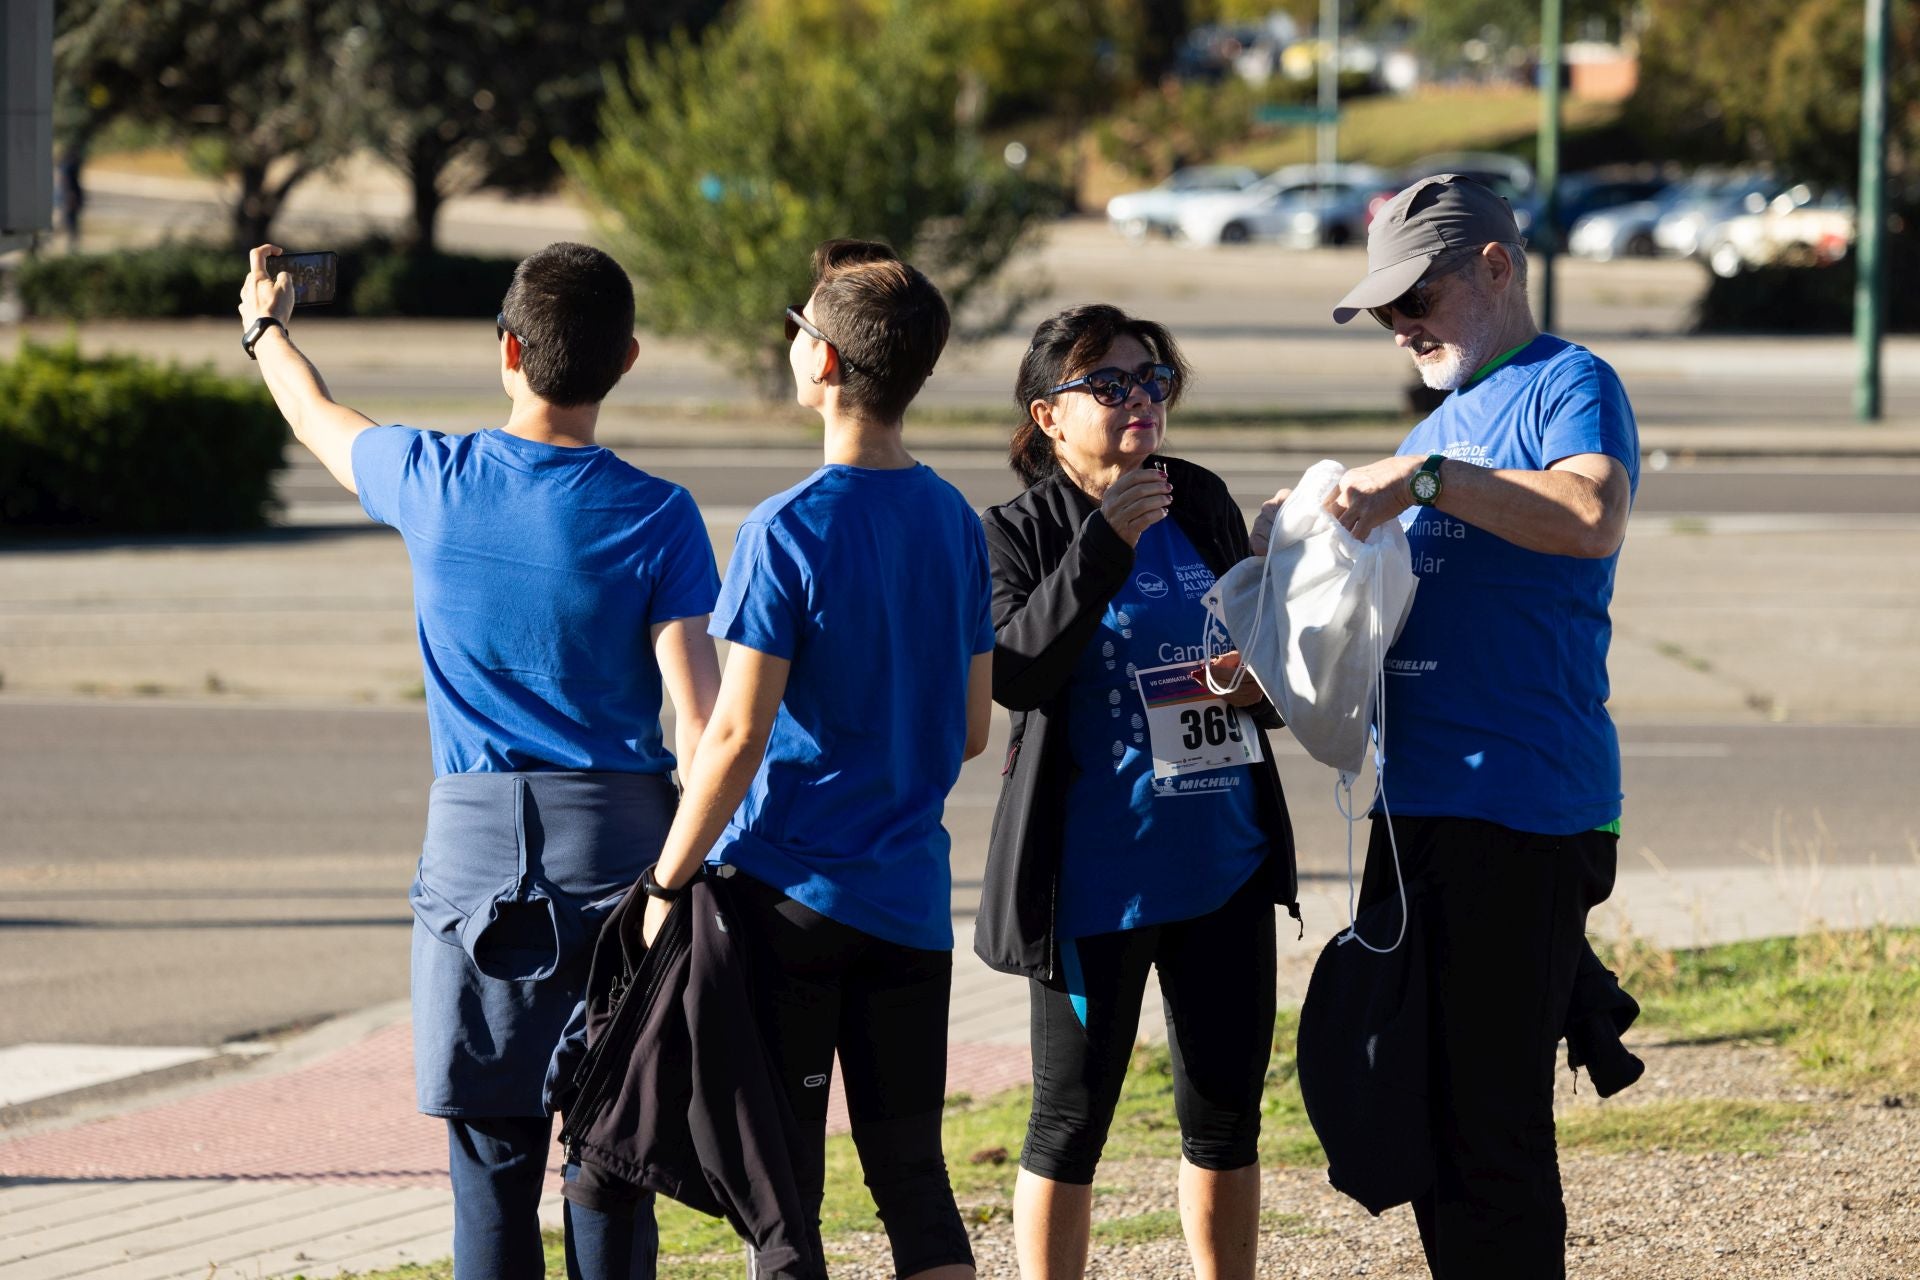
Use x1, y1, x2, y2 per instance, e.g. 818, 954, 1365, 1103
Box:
1132, 661, 1265, 781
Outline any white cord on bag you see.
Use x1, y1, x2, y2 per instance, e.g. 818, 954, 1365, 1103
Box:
1334, 549, 1407, 954
1203, 504, 1277, 700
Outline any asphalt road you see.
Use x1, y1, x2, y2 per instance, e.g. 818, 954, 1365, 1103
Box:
3, 700, 1915, 1047
274, 451, 1920, 525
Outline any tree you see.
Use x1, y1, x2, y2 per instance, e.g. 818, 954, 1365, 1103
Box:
563, 7, 1057, 396
55, 0, 353, 246
337, 0, 727, 255
1627, 0, 1919, 194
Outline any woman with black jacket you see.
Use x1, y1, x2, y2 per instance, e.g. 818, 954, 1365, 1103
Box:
976, 304, 1298, 1280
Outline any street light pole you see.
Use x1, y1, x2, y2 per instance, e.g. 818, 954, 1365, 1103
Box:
1536, 0, 1564, 332
1318, 0, 1339, 175
1855, 0, 1889, 422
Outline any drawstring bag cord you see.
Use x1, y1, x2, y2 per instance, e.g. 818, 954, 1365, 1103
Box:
1200, 501, 1407, 953
1335, 551, 1407, 954
1204, 510, 1276, 700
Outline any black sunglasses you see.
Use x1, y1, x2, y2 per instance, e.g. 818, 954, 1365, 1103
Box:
1044, 363, 1176, 408
1367, 250, 1481, 330
783, 304, 869, 376
496, 312, 529, 348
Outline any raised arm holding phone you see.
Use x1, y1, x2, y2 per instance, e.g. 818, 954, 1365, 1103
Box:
237, 242, 722, 1280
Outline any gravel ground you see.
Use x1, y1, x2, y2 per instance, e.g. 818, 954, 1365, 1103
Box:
812, 1039, 1919, 1278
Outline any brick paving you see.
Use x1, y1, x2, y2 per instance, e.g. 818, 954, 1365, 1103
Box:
0, 1021, 1030, 1190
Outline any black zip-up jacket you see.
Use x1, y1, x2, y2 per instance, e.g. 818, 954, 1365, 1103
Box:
974, 455, 1300, 979
558, 871, 825, 1280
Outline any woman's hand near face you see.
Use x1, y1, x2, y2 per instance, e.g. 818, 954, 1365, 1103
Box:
1101, 466, 1172, 547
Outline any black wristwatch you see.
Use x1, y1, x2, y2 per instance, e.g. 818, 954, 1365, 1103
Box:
1409, 453, 1446, 506
638, 864, 683, 901
241, 315, 287, 360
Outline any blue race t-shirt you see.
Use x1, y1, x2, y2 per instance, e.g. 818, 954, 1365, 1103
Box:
1057, 519, 1268, 938
352, 426, 720, 776
1383, 334, 1640, 834
707, 463, 996, 951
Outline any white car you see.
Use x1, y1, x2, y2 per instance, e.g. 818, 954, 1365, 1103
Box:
1106, 166, 1262, 239
1175, 164, 1393, 247
1702, 187, 1855, 278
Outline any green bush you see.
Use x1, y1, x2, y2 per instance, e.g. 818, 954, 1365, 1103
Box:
14, 246, 237, 319
1695, 237, 1920, 334
0, 342, 286, 534
345, 248, 520, 318
12, 243, 521, 320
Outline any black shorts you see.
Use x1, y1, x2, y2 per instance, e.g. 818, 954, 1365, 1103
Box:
1022, 869, 1276, 1184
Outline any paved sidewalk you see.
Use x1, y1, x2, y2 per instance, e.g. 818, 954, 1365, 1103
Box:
5, 862, 1919, 1280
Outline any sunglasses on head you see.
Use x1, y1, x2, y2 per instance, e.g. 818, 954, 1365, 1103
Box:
1045, 362, 1176, 408
1366, 249, 1482, 330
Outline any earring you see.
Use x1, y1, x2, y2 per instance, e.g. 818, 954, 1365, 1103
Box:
809, 374, 825, 384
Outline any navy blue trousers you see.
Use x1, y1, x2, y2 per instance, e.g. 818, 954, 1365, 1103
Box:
447, 1116, 657, 1280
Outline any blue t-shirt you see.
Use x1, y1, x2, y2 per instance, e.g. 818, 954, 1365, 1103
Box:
706, 463, 996, 951
1383, 334, 1640, 834
1058, 519, 1268, 938
352, 426, 720, 776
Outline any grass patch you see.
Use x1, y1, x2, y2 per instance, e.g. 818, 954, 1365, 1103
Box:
1557, 1098, 1817, 1156
334, 931, 1916, 1278
1219, 88, 1623, 174
1599, 928, 1920, 1094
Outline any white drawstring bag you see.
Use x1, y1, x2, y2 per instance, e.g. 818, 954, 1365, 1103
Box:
1201, 459, 1418, 775
1200, 458, 1421, 952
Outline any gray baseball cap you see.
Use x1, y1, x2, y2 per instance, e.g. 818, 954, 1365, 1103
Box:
1331, 174, 1521, 324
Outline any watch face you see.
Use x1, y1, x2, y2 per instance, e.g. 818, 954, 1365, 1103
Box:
1411, 471, 1440, 503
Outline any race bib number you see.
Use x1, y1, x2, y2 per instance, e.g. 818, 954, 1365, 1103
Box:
1133, 661, 1264, 781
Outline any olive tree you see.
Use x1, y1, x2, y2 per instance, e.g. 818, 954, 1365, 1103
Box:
563, 7, 1056, 395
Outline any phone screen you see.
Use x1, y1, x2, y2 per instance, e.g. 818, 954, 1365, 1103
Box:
271, 251, 338, 306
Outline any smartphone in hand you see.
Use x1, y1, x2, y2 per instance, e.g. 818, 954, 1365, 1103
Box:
269, 251, 338, 306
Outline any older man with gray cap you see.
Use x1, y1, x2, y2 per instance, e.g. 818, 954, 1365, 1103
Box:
1262, 174, 1641, 1277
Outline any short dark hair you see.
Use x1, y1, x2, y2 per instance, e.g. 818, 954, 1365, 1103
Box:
808, 238, 951, 424
498, 242, 635, 407
1009, 304, 1191, 488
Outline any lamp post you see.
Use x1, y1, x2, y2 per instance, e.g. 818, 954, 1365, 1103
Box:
1536, 0, 1564, 332
1855, 0, 1890, 422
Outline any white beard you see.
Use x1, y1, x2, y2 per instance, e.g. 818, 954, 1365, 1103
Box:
1411, 286, 1500, 391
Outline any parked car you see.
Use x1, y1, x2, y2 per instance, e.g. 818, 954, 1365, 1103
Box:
1553, 173, 1674, 236
1702, 186, 1855, 277
1175, 164, 1394, 247
1106, 166, 1262, 239
1653, 175, 1788, 258
1568, 190, 1683, 261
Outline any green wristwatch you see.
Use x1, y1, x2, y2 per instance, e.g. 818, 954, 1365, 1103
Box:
1409, 453, 1446, 506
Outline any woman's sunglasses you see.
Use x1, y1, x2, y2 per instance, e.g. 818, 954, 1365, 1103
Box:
1044, 363, 1176, 408
1367, 250, 1481, 329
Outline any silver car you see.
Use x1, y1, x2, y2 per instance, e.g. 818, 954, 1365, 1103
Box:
1106, 166, 1262, 239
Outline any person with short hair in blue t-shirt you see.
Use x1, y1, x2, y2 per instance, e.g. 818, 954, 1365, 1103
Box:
636, 240, 993, 1280
1274, 174, 1642, 1278
238, 240, 721, 1280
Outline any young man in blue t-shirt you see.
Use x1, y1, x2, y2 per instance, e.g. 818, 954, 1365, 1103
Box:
1258, 176, 1640, 1278
637, 240, 992, 1280
239, 241, 721, 1280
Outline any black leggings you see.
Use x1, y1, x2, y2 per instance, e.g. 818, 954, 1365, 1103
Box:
729, 872, 974, 1277
1022, 870, 1276, 1184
